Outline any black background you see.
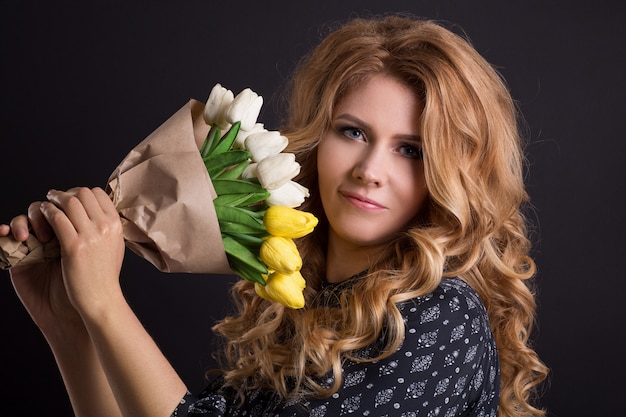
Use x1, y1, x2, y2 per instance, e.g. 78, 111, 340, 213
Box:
1, 1, 624, 416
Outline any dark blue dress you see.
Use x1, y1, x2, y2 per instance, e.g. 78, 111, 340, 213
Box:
171, 278, 500, 417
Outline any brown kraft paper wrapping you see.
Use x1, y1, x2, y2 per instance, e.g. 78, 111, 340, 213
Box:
0, 99, 232, 275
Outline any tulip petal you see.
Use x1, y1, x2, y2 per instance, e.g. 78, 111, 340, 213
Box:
245, 131, 289, 162
260, 236, 302, 273
241, 162, 258, 180
264, 206, 318, 238
234, 123, 266, 149
226, 88, 263, 131
204, 83, 234, 129
256, 153, 301, 190
254, 282, 273, 301
265, 181, 310, 208
264, 271, 306, 309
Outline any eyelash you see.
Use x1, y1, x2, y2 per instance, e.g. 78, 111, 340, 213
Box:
337, 126, 424, 160
398, 143, 424, 160
338, 126, 364, 140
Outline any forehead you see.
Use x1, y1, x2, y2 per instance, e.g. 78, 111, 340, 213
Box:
334, 74, 423, 132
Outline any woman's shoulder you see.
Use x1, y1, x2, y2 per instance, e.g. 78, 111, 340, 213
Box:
397, 277, 493, 344
395, 278, 500, 409
399, 277, 488, 318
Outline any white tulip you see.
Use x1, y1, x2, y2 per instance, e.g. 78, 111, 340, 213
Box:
203, 83, 234, 129
245, 131, 289, 162
225, 88, 263, 131
233, 123, 266, 150
241, 162, 258, 179
266, 181, 310, 207
256, 153, 301, 190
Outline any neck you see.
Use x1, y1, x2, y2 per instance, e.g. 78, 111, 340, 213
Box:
324, 235, 384, 283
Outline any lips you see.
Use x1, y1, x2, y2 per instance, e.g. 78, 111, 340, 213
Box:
339, 190, 387, 210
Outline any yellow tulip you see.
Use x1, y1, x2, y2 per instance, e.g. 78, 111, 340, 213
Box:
260, 236, 302, 273
254, 282, 272, 301
263, 206, 319, 238
264, 270, 306, 309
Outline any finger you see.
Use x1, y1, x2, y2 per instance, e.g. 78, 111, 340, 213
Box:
66, 187, 104, 218
91, 187, 118, 216
45, 189, 92, 232
39, 200, 78, 241
27, 201, 53, 242
0, 224, 10, 237
63, 187, 113, 222
9, 214, 31, 241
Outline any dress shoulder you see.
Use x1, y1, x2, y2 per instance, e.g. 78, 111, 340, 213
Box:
393, 277, 500, 416
399, 277, 491, 328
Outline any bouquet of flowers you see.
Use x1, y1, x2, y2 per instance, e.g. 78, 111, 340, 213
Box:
198, 83, 317, 308
0, 83, 317, 309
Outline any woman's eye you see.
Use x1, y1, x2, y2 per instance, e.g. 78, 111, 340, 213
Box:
399, 144, 424, 160
339, 127, 364, 140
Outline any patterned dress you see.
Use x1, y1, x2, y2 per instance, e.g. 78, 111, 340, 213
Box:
171, 278, 500, 417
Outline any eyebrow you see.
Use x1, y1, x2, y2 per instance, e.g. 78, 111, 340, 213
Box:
334, 113, 422, 143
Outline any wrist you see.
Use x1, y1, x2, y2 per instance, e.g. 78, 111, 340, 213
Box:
41, 318, 91, 348
76, 290, 130, 330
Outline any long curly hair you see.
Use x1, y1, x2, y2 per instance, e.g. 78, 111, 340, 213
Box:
212, 15, 548, 416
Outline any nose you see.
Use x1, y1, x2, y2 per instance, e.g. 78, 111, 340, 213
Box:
351, 144, 388, 186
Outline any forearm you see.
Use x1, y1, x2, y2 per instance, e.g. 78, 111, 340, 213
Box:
81, 293, 187, 417
44, 323, 123, 417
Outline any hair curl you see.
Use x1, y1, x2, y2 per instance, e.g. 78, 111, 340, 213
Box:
212, 14, 548, 416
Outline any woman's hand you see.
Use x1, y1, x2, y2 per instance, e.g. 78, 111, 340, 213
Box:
1, 202, 82, 336
2, 186, 126, 328
40, 187, 126, 320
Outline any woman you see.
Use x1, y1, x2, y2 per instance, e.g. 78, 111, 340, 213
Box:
1, 15, 547, 417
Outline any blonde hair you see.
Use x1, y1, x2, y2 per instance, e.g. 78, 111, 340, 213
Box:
212, 15, 548, 416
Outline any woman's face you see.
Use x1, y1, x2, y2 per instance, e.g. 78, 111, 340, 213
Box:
317, 73, 428, 251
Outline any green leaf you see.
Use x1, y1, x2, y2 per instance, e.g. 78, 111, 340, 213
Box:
223, 235, 268, 278
212, 178, 267, 195
213, 191, 270, 207
200, 126, 221, 158
223, 231, 265, 251
247, 205, 268, 214
214, 159, 251, 180
228, 257, 266, 285
211, 121, 241, 155
219, 221, 268, 235
203, 150, 251, 178
215, 205, 265, 231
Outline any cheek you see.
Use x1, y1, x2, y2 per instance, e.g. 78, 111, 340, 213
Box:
399, 166, 429, 214
317, 138, 344, 186
317, 133, 362, 173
